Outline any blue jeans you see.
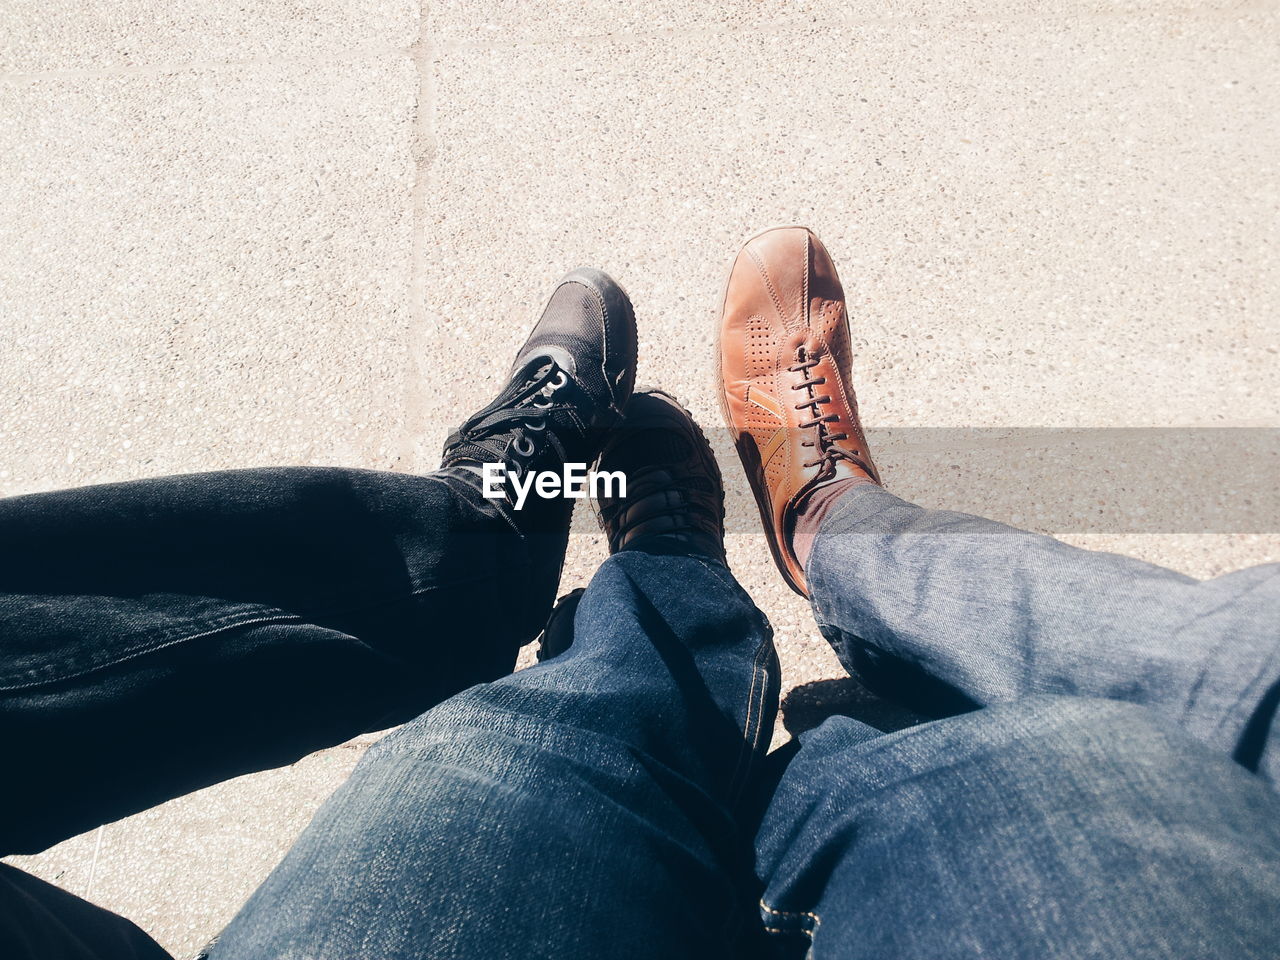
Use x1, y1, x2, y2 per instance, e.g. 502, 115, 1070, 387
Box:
2, 475, 1278, 958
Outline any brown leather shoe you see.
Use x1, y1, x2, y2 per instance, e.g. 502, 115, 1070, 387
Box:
718, 226, 880, 596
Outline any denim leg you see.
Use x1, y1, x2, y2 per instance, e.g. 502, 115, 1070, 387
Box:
1, 467, 562, 856
0, 865, 170, 960
807, 485, 1280, 778
754, 696, 1280, 960
209, 545, 780, 960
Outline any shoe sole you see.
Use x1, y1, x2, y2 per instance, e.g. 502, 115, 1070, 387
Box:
713, 225, 813, 597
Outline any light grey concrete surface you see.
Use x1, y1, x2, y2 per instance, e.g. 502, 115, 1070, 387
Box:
2, 0, 1279, 956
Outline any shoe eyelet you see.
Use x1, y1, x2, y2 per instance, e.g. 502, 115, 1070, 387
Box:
548, 370, 568, 390
511, 435, 536, 458
525, 417, 546, 432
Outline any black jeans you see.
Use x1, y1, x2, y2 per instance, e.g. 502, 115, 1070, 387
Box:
1, 467, 568, 956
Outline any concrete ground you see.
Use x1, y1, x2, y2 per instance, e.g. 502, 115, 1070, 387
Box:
2, 0, 1278, 955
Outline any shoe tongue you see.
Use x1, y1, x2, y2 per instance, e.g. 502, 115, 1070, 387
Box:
504, 358, 556, 403
466, 360, 560, 431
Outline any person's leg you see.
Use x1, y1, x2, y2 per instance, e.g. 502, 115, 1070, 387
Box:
0, 865, 172, 960
0, 465, 559, 856
714, 225, 1280, 776
806, 484, 1280, 777
210, 553, 778, 959
2, 268, 634, 856
0, 465, 548, 960
1, 267, 637, 958
754, 695, 1280, 960
209, 392, 778, 960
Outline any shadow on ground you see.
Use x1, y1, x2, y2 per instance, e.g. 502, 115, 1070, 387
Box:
780, 675, 926, 737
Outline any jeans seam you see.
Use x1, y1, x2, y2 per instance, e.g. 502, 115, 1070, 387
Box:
760, 899, 822, 941
744, 662, 776, 799
0, 568, 513, 692
0, 609, 304, 691
691, 553, 777, 805
728, 642, 766, 801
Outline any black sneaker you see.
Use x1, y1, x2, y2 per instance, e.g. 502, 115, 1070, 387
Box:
442, 268, 637, 512
593, 390, 726, 563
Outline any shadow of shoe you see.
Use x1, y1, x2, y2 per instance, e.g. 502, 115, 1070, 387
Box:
780, 675, 927, 737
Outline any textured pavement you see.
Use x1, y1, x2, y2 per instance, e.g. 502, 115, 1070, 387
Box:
3, 1, 1279, 955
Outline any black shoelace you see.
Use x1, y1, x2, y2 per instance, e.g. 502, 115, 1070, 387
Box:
449, 361, 578, 478
788, 345, 874, 480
